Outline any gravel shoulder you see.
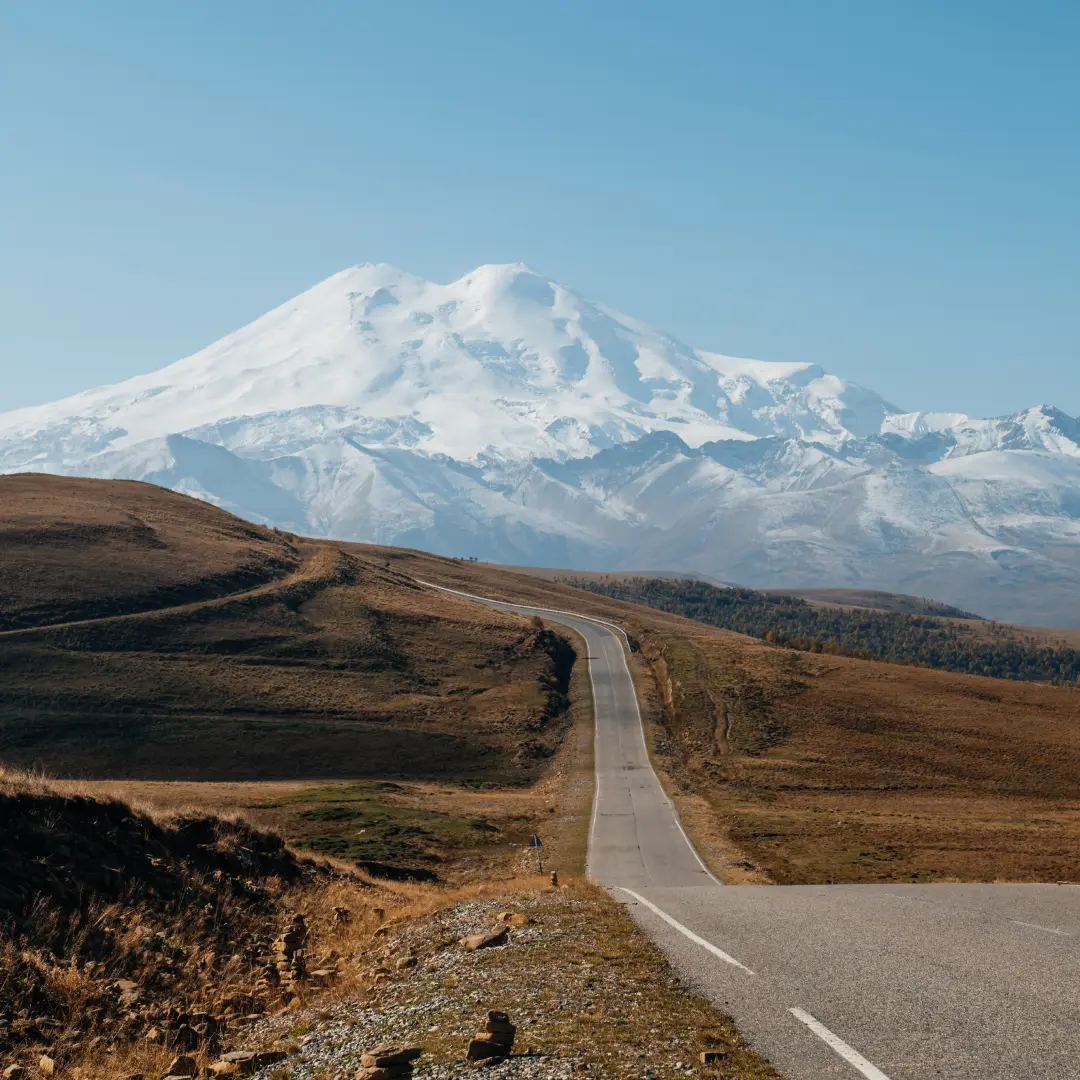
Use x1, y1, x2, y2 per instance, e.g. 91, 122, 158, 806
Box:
244, 883, 781, 1080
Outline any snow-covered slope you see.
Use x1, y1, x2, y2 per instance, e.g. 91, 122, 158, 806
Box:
0, 263, 900, 466
2, 263, 1079, 625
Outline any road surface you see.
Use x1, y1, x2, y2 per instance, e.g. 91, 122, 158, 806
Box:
421, 582, 1080, 1080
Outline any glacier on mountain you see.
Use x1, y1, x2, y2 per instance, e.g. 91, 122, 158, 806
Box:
2, 262, 1078, 626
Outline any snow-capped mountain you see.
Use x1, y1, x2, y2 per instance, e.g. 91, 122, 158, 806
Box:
3, 263, 1079, 626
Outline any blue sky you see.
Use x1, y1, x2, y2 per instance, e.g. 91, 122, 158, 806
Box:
2, 1, 1077, 417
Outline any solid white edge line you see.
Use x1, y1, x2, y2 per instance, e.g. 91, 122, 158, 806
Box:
582, 629, 602, 880
616, 887, 755, 974
1011, 919, 1070, 936
413, 578, 633, 646
614, 626, 723, 887
414, 577, 724, 886
789, 1008, 892, 1080
414, 579, 607, 875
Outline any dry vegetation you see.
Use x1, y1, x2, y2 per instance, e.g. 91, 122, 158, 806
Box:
47, 645, 596, 890
0, 476, 576, 787
0, 765, 379, 1070
399, 556, 1080, 886
0, 771, 777, 1080
4, 472, 1079, 899
7, 472, 1079, 1076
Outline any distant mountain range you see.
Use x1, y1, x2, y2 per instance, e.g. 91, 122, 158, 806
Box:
3, 262, 1078, 625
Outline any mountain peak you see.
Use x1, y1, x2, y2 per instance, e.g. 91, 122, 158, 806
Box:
0, 262, 1077, 625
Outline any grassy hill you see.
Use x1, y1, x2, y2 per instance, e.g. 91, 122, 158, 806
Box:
0, 473, 299, 629
558, 574, 1080, 684
4, 474, 1080, 887
430, 560, 1080, 884
0, 475, 575, 785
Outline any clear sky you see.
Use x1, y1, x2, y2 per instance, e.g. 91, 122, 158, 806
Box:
2, 1, 1077, 418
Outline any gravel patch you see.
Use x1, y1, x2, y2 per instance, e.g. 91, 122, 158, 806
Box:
243, 888, 779, 1080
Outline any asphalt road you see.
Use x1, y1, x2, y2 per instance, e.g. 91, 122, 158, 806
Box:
420, 582, 1080, 1079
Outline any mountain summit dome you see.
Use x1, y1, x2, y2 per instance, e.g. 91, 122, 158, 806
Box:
1, 263, 1077, 625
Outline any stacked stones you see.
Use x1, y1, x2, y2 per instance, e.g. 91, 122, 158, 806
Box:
270, 913, 307, 996
466, 1011, 516, 1065
355, 1045, 422, 1080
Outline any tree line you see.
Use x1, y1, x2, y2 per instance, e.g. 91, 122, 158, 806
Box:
561, 576, 1080, 686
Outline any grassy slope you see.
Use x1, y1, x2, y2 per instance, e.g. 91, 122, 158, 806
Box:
0, 476, 574, 786
0, 474, 299, 629
0, 769, 777, 1080
4, 475, 1079, 885
400, 555, 1080, 884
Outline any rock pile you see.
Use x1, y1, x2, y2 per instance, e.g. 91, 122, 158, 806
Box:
268, 913, 307, 995
206, 1049, 288, 1077
461, 927, 508, 952
466, 1011, 516, 1065
493, 911, 529, 927
355, 1044, 421, 1079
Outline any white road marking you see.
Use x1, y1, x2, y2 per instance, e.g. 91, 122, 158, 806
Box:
884, 891, 1071, 937
615, 887, 755, 974
414, 577, 723, 886
789, 1008, 892, 1080
1011, 919, 1069, 936
584, 631, 602, 880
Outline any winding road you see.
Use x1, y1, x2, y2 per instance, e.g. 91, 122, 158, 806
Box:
420, 581, 1080, 1079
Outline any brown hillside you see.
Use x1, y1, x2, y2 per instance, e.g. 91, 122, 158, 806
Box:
4, 475, 1080, 885
378, 552, 1080, 884
0, 474, 298, 630
0, 476, 575, 787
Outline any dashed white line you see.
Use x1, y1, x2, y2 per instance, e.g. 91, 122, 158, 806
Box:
1011, 919, 1070, 936
615, 887, 755, 974
789, 1008, 892, 1080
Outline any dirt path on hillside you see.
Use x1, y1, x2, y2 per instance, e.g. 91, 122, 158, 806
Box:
0, 544, 340, 639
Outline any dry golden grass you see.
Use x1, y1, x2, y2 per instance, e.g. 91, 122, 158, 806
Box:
381, 552, 1080, 885
36, 643, 595, 888
631, 628, 1080, 884
0, 479, 577, 787
6, 473, 1079, 889
0, 474, 298, 631
1, 724, 632, 1080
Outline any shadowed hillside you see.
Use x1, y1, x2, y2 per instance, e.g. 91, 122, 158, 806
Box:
0, 476, 574, 784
